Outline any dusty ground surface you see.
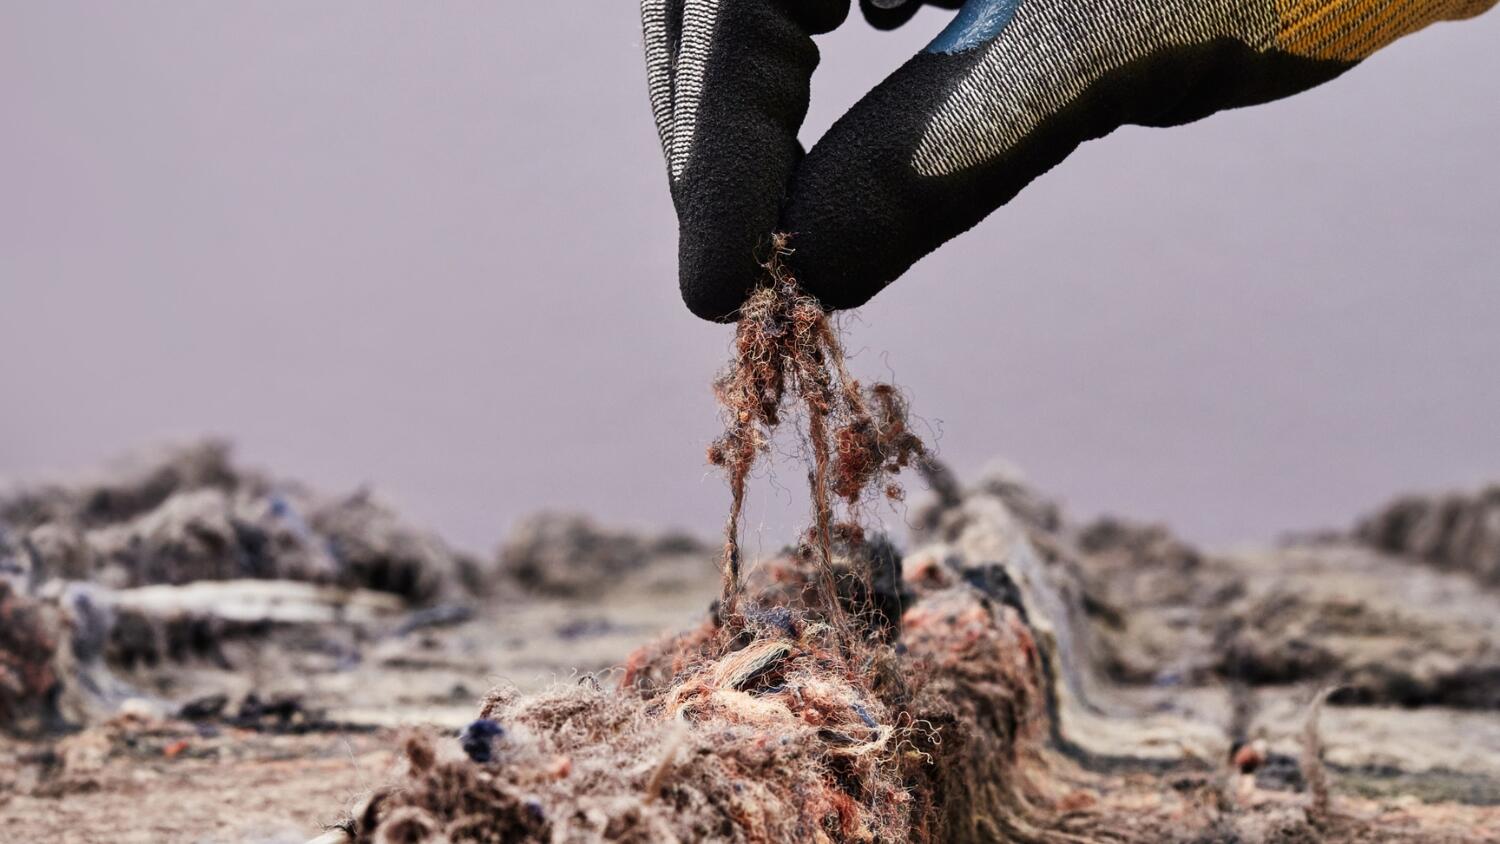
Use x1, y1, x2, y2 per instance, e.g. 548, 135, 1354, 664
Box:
2, 445, 1499, 842
2, 727, 396, 843
0, 585, 715, 842
0, 445, 719, 842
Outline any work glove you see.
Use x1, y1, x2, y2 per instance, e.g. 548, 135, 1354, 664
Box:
643, 0, 1497, 321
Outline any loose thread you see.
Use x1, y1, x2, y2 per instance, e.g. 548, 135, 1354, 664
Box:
708, 234, 927, 638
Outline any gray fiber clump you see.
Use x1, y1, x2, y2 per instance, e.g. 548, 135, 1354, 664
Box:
1355, 485, 1500, 586
496, 513, 707, 597
0, 440, 479, 603
0, 441, 488, 735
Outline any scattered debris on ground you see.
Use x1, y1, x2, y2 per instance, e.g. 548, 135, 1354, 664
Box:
498, 513, 707, 598
352, 471, 1500, 842
1355, 484, 1500, 586
0, 441, 478, 601
1006, 496, 1500, 712
0, 443, 712, 738
3, 441, 1499, 841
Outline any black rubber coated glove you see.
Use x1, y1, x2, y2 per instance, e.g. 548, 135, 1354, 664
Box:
641, 0, 850, 321
643, 0, 1497, 320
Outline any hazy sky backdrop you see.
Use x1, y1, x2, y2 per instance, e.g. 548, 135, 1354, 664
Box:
4, 3, 1498, 556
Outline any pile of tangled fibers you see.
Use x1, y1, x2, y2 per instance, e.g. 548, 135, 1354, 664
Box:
351, 247, 1074, 842
350, 544, 1066, 843
345, 251, 1474, 843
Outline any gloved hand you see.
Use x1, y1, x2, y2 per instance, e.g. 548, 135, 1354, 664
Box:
643, 0, 1497, 321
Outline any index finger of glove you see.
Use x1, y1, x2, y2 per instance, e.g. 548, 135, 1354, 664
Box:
643, 0, 852, 321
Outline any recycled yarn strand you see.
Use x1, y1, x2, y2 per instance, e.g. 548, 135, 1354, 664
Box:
709, 234, 927, 625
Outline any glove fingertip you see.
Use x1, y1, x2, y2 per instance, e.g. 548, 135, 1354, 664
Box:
858, 0, 965, 31
679, 251, 758, 323
859, 0, 921, 30
786, 0, 854, 34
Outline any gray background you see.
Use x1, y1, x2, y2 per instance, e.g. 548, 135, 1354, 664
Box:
3, 3, 1497, 556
